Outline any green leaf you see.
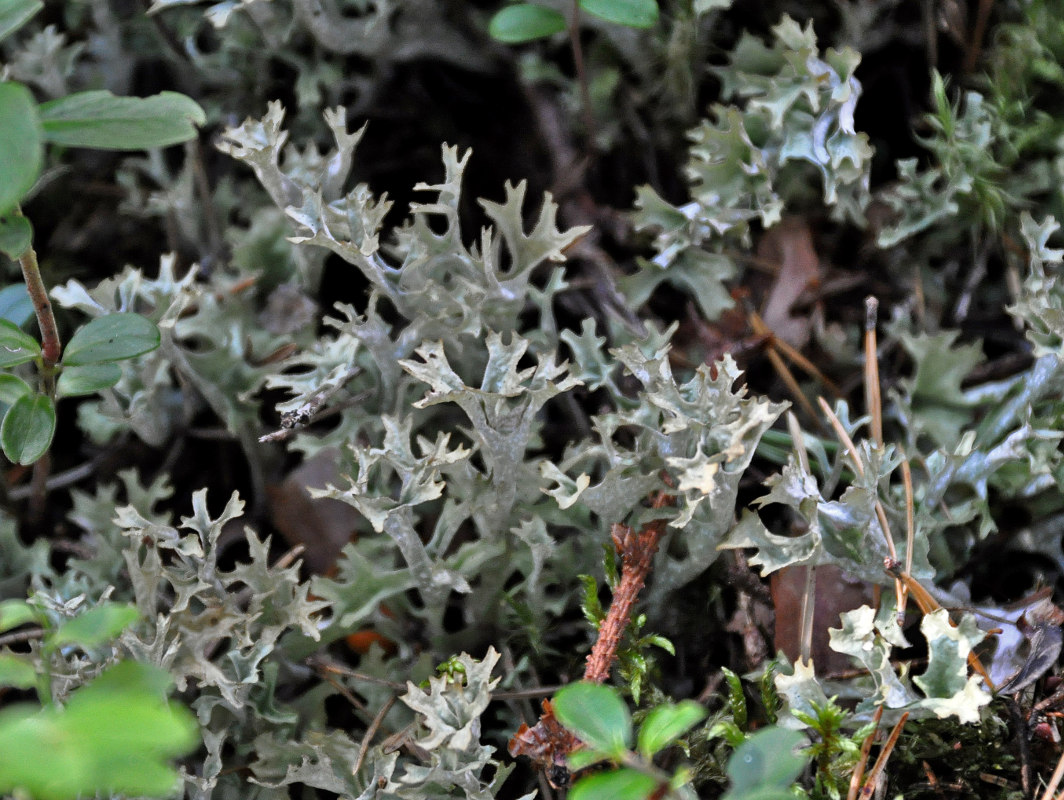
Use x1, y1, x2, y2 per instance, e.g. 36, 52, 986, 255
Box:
0, 599, 39, 632
0, 213, 32, 259
56, 363, 122, 397
0, 0, 42, 43
0, 661, 198, 800
0, 373, 31, 405
0, 284, 32, 326
553, 682, 632, 756
1, 392, 54, 464
636, 701, 706, 758
38, 91, 205, 150
0, 318, 39, 367
0, 654, 35, 689
0, 82, 43, 215
722, 667, 747, 729
489, 4, 567, 42
48, 603, 139, 650
567, 747, 612, 770
570, 768, 658, 800
724, 727, 806, 795
62, 313, 160, 365
579, 0, 658, 28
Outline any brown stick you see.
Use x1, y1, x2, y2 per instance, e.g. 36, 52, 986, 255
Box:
18, 240, 60, 369
510, 489, 673, 783
585, 513, 668, 682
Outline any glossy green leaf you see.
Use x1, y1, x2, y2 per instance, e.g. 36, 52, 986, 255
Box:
636, 700, 706, 758
62, 313, 160, 365
553, 681, 631, 756
0, 82, 43, 215
0, 0, 41, 43
0, 373, 31, 405
724, 727, 806, 795
489, 4, 566, 42
0, 318, 39, 367
48, 603, 139, 650
0, 599, 39, 632
38, 91, 206, 150
0, 284, 32, 326
579, 0, 658, 28
567, 747, 611, 771
0, 392, 54, 464
570, 768, 658, 800
57, 363, 122, 397
0, 213, 32, 259
0, 661, 198, 800
0, 654, 35, 689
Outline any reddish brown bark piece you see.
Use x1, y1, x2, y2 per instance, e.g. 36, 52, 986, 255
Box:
509, 490, 672, 784
508, 699, 580, 788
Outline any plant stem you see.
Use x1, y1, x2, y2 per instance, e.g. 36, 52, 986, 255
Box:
509, 489, 672, 785
568, 0, 597, 150
584, 497, 669, 682
15, 208, 59, 521
16, 213, 61, 370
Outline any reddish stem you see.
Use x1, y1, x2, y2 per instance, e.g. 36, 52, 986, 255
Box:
18, 241, 60, 368
509, 489, 673, 784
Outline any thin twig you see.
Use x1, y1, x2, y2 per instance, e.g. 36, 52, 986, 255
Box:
964, 0, 995, 74
864, 297, 882, 447
846, 704, 883, 800
1044, 745, 1064, 800
567, 0, 596, 152
0, 627, 45, 648
818, 395, 903, 610
17, 236, 60, 368
787, 412, 816, 664
310, 657, 408, 691
817, 398, 898, 561
900, 457, 914, 617
352, 694, 397, 778
749, 310, 842, 397
858, 712, 908, 798
584, 490, 672, 682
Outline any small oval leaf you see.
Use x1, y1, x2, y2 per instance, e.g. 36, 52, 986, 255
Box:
62, 313, 160, 365
579, 0, 658, 28
0, 599, 40, 633
0, 82, 43, 215
0, 284, 32, 327
0, 654, 35, 689
57, 362, 122, 397
0, 0, 43, 44
726, 727, 806, 794
489, 4, 567, 42
554, 682, 631, 756
570, 769, 658, 800
0, 213, 32, 260
0, 392, 54, 464
0, 373, 32, 405
0, 318, 39, 367
49, 603, 139, 650
636, 700, 706, 758
38, 90, 206, 150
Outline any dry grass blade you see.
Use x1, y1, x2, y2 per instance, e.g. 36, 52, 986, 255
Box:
858, 712, 909, 799
846, 704, 883, 800
899, 457, 915, 617
749, 310, 822, 424
1043, 743, 1064, 800
818, 395, 904, 611
864, 296, 883, 447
